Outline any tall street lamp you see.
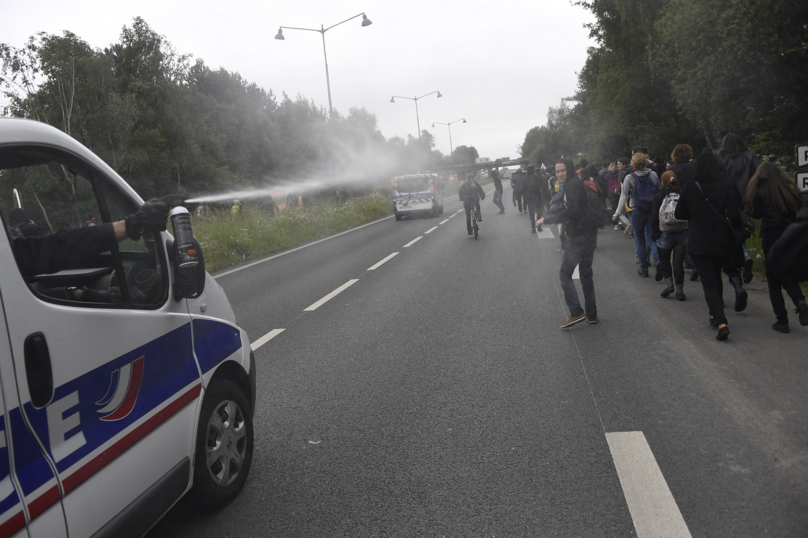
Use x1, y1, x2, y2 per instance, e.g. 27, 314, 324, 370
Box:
431, 118, 467, 156
275, 12, 372, 117
390, 90, 442, 139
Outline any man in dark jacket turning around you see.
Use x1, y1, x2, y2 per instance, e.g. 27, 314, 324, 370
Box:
537, 159, 599, 327
459, 174, 486, 235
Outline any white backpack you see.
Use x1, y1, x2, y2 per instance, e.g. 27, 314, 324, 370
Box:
659, 192, 688, 233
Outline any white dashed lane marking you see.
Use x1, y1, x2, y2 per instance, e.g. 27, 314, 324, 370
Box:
403, 236, 423, 248
304, 280, 359, 311
439, 219, 450, 225
251, 329, 285, 351
424, 226, 439, 234
367, 252, 399, 271
606, 431, 691, 538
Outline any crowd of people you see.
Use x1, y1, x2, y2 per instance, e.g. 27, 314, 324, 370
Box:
459, 134, 808, 340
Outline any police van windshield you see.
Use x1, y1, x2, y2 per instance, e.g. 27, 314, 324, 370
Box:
396, 177, 430, 193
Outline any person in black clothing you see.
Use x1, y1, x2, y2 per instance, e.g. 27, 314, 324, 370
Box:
511, 168, 526, 213
674, 152, 744, 341
744, 162, 808, 332
10, 199, 171, 287
537, 159, 599, 328
651, 171, 688, 300
524, 165, 544, 232
459, 174, 486, 235
490, 168, 505, 213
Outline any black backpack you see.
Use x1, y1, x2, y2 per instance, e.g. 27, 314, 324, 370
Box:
582, 180, 608, 229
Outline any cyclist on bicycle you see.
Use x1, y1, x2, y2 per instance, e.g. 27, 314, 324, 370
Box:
459, 174, 486, 235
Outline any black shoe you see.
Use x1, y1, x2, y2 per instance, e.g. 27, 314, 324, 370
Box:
530, 228, 536, 233
743, 258, 754, 283
660, 278, 674, 297
710, 316, 719, 328
690, 268, 699, 281
537, 225, 542, 232
675, 285, 686, 301
498, 208, 505, 214
467, 230, 473, 235
730, 276, 748, 312
772, 320, 789, 333
716, 326, 730, 341
478, 216, 482, 222
797, 299, 808, 327
654, 263, 663, 282
637, 266, 649, 277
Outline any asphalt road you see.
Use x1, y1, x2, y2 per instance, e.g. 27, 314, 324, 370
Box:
149, 185, 808, 537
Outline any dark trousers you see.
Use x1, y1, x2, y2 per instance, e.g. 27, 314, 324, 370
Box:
527, 198, 542, 230
764, 247, 805, 322
657, 231, 688, 285
513, 192, 524, 212
464, 201, 481, 232
493, 188, 505, 210
559, 222, 567, 249
690, 255, 727, 325
559, 233, 597, 318
608, 192, 620, 213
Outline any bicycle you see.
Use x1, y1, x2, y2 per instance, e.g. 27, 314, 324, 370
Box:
470, 205, 480, 239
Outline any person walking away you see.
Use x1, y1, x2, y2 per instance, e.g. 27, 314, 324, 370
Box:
537, 159, 600, 327
745, 162, 808, 332
490, 169, 505, 213
511, 168, 526, 213
674, 151, 745, 341
459, 174, 486, 235
613, 153, 661, 278
525, 165, 545, 232
604, 163, 621, 220
718, 133, 761, 283
669, 144, 697, 277
651, 171, 689, 300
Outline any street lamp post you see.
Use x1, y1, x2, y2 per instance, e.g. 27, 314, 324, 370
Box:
431, 118, 467, 156
390, 90, 442, 139
275, 13, 372, 117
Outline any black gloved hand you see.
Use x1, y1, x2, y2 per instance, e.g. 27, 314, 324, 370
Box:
125, 198, 169, 240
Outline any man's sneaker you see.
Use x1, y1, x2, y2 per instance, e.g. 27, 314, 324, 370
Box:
797, 299, 808, 326
638, 266, 649, 277
614, 224, 621, 230
467, 230, 473, 235
537, 225, 543, 232
498, 208, 505, 214
561, 313, 587, 328
587, 317, 598, 324
530, 228, 536, 233
624, 223, 633, 236
654, 263, 663, 281
743, 258, 754, 283
635, 256, 641, 264
690, 268, 700, 281
772, 320, 789, 333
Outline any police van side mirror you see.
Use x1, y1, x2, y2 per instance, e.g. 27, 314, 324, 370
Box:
167, 237, 206, 301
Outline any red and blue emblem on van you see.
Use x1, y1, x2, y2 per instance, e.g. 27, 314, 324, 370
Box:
96, 357, 144, 421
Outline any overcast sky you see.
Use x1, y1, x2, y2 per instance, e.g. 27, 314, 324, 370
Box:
3, 0, 596, 161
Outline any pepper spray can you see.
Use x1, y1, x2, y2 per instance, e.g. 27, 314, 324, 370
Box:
169, 206, 198, 268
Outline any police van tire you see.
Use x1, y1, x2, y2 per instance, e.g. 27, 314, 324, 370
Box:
395, 214, 402, 221
192, 379, 254, 508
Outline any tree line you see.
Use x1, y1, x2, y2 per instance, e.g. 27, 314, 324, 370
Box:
520, 0, 808, 167
1, 18, 478, 201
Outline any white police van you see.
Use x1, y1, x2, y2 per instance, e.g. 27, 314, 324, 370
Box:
392, 174, 444, 220
0, 118, 255, 537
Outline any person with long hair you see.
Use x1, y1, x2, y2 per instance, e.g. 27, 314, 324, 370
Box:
674, 152, 745, 341
745, 162, 808, 332
651, 171, 688, 300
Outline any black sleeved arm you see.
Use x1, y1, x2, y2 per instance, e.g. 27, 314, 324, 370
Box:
674, 185, 691, 221
11, 223, 118, 277
543, 180, 584, 225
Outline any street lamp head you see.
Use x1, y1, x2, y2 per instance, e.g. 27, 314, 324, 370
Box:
361, 14, 372, 27
431, 123, 435, 128
436, 91, 443, 98
462, 119, 467, 123
390, 97, 395, 103
274, 28, 284, 40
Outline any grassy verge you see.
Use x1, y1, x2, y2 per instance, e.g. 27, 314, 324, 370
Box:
191, 191, 393, 273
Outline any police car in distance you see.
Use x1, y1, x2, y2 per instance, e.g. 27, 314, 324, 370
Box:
0, 118, 255, 537
392, 174, 444, 220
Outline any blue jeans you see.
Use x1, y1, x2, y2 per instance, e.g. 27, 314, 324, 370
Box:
559, 233, 597, 319
632, 209, 659, 269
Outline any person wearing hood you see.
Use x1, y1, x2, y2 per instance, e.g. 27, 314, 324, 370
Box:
674, 151, 745, 341
613, 152, 662, 278
651, 171, 688, 300
511, 168, 527, 213
524, 164, 545, 232
717, 133, 761, 283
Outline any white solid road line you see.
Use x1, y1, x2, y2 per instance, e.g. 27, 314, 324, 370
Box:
535, 227, 555, 240
403, 236, 423, 248
304, 279, 359, 311
606, 431, 691, 538
424, 226, 439, 234
439, 219, 450, 225
215, 215, 394, 279
250, 329, 285, 351
367, 252, 399, 271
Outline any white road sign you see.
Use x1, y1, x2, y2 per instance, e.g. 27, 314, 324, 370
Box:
796, 143, 808, 168
796, 171, 808, 193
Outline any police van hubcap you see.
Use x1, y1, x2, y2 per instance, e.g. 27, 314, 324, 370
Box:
206, 399, 247, 487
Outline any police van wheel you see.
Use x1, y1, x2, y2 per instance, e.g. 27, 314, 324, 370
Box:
395, 214, 402, 221
193, 380, 254, 507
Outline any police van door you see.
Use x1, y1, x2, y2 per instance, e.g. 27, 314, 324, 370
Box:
0, 146, 201, 537
0, 298, 67, 538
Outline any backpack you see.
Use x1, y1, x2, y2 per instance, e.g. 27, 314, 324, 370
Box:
658, 192, 688, 233
631, 172, 658, 212
582, 180, 608, 229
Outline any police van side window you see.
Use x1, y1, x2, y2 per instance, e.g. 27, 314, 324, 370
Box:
0, 148, 167, 309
